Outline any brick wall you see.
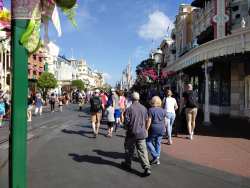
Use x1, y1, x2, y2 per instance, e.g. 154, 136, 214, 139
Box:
231, 62, 245, 117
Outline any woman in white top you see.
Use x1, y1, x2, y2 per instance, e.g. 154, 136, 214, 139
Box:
162, 90, 178, 145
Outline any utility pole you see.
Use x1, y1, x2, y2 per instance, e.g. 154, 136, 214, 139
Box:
9, 19, 29, 188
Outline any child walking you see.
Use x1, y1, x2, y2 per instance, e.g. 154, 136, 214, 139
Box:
104, 101, 115, 138
58, 98, 63, 112
0, 97, 5, 128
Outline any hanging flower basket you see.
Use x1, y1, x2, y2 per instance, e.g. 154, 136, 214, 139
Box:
160, 70, 178, 84
137, 70, 158, 84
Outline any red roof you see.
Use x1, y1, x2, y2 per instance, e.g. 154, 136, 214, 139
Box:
39, 68, 45, 72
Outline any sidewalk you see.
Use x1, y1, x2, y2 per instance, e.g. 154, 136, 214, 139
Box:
161, 111, 250, 178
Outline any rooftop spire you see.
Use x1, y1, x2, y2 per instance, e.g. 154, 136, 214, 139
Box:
128, 57, 130, 66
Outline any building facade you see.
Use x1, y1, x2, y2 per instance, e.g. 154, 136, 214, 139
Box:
55, 55, 79, 92
28, 47, 46, 92
77, 59, 104, 90
116, 59, 134, 91
158, 0, 250, 123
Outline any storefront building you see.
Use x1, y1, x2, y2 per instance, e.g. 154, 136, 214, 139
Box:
159, 0, 250, 123
28, 50, 46, 93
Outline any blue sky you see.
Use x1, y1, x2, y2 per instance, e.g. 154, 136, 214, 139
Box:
5, 0, 194, 87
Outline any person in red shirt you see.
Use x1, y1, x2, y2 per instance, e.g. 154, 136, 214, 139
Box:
99, 90, 107, 118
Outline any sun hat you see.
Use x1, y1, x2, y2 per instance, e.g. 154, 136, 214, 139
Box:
95, 89, 100, 93
107, 100, 112, 105
111, 88, 115, 92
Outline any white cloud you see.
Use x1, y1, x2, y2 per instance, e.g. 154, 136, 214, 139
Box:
103, 73, 113, 80
99, 4, 106, 12
138, 11, 173, 40
134, 46, 147, 58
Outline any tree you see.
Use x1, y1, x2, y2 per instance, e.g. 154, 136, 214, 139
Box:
37, 72, 58, 104
135, 59, 156, 76
71, 80, 85, 91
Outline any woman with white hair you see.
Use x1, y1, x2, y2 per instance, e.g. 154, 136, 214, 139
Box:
34, 93, 44, 116
146, 96, 167, 165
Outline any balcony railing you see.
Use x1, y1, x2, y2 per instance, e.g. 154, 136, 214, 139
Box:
177, 38, 199, 58
190, 1, 214, 39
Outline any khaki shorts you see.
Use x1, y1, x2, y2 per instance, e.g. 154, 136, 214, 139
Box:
185, 108, 197, 121
120, 108, 125, 113
91, 112, 102, 123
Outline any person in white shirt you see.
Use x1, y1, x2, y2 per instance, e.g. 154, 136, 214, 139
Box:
78, 92, 83, 110
162, 90, 178, 145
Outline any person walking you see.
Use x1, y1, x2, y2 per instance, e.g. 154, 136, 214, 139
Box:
162, 90, 178, 144
86, 91, 90, 103
125, 93, 132, 110
122, 92, 151, 176
119, 90, 126, 127
58, 97, 63, 112
34, 93, 43, 116
78, 92, 83, 110
182, 84, 198, 140
0, 97, 5, 128
99, 90, 107, 119
146, 96, 167, 164
90, 89, 104, 138
27, 94, 34, 122
104, 100, 115, 138
111, 88, 120, 132
50, 93, 56, 113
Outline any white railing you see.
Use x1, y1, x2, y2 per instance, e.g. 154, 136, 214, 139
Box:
191, 1, 214, 38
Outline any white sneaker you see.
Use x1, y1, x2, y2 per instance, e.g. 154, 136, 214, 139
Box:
191, 132, 194, 136
186, 135, 193, 140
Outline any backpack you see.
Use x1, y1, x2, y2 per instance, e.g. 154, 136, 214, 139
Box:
51, 97, 55, 103
91, 96, 101, 112
186, 91, 197, 108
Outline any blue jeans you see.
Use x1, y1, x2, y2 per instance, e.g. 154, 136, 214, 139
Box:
146, 135, 163, 163
166, 112, 176, 140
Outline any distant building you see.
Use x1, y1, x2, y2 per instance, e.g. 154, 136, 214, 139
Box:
116, 59, 134, 91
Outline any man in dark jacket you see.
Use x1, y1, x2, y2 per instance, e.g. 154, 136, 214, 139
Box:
122, 92, 151, 176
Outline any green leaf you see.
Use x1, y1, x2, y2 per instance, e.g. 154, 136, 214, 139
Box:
69, 17, 78, 29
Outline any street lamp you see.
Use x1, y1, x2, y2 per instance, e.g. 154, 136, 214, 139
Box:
84, 79, 90, 91
154, 48, 163, 96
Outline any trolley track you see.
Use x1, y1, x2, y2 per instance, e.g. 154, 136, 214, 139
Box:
0, 106, 90, 174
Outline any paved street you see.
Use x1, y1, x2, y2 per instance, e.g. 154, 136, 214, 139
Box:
1, 103, 250, 188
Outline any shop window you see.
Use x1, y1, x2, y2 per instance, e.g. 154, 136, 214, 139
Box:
211, 68, 219, 105
39, 57, 42, 62
221, 65, 230, 106
33, 55, 36, 60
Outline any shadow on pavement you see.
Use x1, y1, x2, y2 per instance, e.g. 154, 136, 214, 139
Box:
61, 129, 106, 138
68, 153, 144, 177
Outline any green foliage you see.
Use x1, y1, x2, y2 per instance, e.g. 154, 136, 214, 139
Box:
71, 80, 85, 91
61, 4, 78, 29
37, 72, 58, 89
135, 59, 156, 76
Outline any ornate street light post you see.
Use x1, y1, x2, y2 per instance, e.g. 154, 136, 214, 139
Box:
202, 61, 213, 125
154, 48, 163, 96
84, 79, 90, 91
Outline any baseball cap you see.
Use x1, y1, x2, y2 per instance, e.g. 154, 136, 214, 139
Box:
111, 88, 115, 92
95, 89, 100, 93
0, 89, 3, 92
100, 90, 104, 93
107, 100, 112, 105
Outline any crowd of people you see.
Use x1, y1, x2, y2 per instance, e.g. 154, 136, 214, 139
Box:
89, 84, 198, 176
25, 84, 198, 176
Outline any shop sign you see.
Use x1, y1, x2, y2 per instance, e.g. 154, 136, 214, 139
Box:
211, 0, 230, 39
